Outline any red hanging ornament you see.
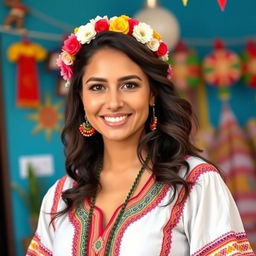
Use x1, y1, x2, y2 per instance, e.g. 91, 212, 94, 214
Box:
241, 40, 256, 88
7, 40, 47, 108
172, 40, 201, 91
217, 0, 227, 11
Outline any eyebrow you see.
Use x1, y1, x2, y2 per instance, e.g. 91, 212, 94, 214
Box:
85, 75, 142, 84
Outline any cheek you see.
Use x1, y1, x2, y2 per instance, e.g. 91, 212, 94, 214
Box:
82, 95, 100, 113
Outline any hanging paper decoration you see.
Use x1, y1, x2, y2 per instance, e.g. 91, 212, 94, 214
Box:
172, 40, 201, 91
7, 40, 47, 108
27, 93, 64, 141
202, 39, 241, 99
3, 0, 28, 32
182, 0, 188, 6
217, 0, 227, 11
209, 102, 256, 250
241, 40, 256, 88
245, 118, 256, 170
193, 81, 215, 159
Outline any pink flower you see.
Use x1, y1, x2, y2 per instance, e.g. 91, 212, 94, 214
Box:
61, 51, 74, 65
62, 34, 81, 55
95, 19, 109, 32
156, 42, 168, 57
56, 55, 73, 81
128, 18, 139, 35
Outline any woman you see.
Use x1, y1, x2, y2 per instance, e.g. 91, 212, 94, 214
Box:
27, 15, 254, 255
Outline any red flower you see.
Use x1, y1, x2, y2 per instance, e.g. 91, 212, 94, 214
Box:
95, 19, 109, 33
128, 18, 139, 35
62, 34, 81, 55
156, 42, 168, 57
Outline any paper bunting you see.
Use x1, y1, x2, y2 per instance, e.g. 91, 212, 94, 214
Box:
241, 40, 256, 88
202, 39, 241, 99
182, 0, 188, 6
217, 0, 227, 11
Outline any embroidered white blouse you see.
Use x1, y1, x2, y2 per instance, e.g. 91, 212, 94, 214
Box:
27, 156, 254, 255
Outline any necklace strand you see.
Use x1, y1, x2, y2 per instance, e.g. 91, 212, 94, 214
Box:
84, 158, 148, 256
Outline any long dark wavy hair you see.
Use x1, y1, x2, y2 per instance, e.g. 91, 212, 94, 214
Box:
58, 31, 202, 217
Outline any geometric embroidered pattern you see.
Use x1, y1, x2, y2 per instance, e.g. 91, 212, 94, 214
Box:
68, 176, 168, 256
26, 233, 53, 256
69, 203, 89, 256
192, 231, 254, 256
109, 182, 168, 255
160, 163, 220, 255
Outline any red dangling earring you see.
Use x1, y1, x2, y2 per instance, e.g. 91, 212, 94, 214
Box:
150, 104, 157, 131
79, 117, 96, 137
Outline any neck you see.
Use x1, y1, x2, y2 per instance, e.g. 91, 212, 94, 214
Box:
102, 135, 145, 173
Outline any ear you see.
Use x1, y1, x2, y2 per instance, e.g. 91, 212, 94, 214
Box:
149, 93, 155, 106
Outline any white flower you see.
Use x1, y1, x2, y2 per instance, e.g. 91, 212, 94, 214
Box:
75, 23, 96, 44
146, 38, 160, 52
160, 53, 169, 62
61, 51, 74, 65
90, 15, 108, 26
132, 22, 153, 44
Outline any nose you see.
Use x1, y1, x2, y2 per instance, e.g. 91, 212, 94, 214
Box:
106, 89, 124, 111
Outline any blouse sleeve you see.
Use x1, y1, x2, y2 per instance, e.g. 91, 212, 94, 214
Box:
26, 179, 60, 256
182, 169, 254, 255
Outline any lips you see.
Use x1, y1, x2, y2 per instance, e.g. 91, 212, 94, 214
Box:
101, 114, 131, 127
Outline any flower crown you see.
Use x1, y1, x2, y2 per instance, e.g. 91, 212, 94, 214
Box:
57, 15, 171, 87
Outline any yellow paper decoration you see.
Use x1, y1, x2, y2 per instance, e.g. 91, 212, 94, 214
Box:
182, 0, 189, 6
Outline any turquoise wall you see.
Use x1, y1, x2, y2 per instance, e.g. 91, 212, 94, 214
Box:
0, 0, 255, 255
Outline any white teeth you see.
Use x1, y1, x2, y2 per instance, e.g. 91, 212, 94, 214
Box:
104, 115, 127, 122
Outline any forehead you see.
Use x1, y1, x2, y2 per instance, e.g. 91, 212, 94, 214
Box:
82, 48, 147, 80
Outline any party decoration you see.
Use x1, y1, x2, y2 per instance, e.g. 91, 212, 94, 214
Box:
245, 118, 256, 169
182, 0, 188, 6
27, 94, 64, 141
202, 39, 241, 99
7, 40, 47, 108
135, 0, 180, 50
172, 40, 201, 91
217, 0, 227, 11
241, 41, 256, 88
193, 81, 215, 159
209, 102, 256, 250
3, 0, 28, 32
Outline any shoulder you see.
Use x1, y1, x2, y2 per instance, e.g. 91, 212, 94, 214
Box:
181, 155, 220, 183
44, 175, 75, 197
41, 175, 75, 212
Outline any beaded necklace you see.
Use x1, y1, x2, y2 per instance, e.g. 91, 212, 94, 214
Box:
84, 159, 148, 256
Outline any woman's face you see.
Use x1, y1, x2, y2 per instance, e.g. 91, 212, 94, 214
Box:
81, 48, 154, 143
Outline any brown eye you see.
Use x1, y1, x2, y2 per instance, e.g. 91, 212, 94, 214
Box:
89, 84, 105, 91
122, 82, 138, 89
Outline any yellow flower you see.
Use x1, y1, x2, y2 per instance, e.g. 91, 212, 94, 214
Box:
120, 15, 130, 20
153, 30, 161, 40
74, 27, 79, 33
109, 16, 129, 34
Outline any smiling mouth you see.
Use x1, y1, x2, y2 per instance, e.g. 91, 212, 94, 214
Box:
101, 114, 131, 126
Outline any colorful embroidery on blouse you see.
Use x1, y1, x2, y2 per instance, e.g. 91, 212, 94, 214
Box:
26, 233, 52, 256
192, 231, 253, 256
69, 203, 89, 256
50, 175, 67, 231
68, 175, 169, 256
111, 182, 170, 255
160, 163, 219, 255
